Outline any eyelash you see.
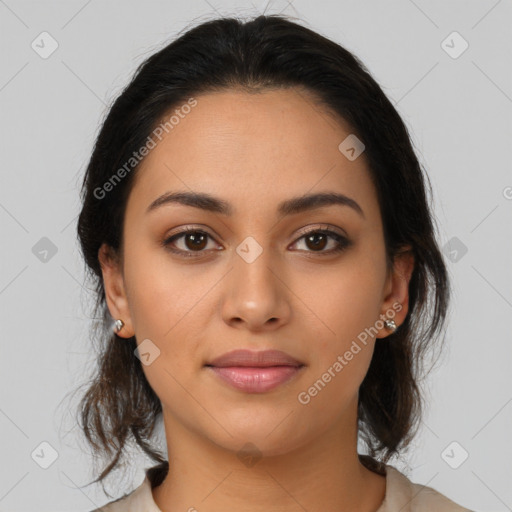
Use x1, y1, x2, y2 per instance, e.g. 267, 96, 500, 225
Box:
161, 226, 352, 259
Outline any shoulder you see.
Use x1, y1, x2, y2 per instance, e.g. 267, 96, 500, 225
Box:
380, 465, 475, 512
88, 462, 168, 512
88, 475, 161, 512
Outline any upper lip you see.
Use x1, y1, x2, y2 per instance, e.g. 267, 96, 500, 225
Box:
206, 349, 304, 368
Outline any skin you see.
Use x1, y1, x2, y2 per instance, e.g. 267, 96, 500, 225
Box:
99, 87, 414, 512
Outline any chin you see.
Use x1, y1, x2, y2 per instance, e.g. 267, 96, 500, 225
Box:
209, 424, 309, 460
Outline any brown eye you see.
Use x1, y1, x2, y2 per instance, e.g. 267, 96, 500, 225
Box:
162, 229, 217, 257
304, 232, 328, 251
182, 231, 208, 251
291, 229, 351, 255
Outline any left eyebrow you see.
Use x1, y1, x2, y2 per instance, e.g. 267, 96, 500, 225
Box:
146, 190, 365, 219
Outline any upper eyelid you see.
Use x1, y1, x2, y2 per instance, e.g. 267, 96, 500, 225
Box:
294, 223, 347, 238
167, 223, 346, 236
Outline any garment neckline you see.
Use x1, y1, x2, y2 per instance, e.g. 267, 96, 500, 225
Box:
142, 457, 392, 511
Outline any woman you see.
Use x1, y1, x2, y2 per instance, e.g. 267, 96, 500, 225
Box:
76, 14, 473, 511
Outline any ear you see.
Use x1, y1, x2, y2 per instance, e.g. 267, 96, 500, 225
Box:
98, 243, 134, 338
376, 245, 415, 339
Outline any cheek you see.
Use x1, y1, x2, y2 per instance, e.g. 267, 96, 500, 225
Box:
123, 245, 202, 338
300, 255, 385, 394
309, 262, 384, 345
122, 248, 206, 411
122, 245, 215, 378
299, 283, 379, 418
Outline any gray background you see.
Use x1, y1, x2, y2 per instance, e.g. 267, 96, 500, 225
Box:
0, 0, 511, 510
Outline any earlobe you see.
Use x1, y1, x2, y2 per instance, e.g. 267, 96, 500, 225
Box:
98, 243, 134, 338
378, 246, 415, 338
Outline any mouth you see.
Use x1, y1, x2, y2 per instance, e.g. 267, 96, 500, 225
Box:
204, 349, 305, 393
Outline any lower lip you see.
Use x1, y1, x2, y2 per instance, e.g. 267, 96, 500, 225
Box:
206, 365, 303, 393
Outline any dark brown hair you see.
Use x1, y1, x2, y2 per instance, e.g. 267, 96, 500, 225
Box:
73, 13, 450, 491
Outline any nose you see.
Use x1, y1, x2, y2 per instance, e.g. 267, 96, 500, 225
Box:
221, 245, 291, 332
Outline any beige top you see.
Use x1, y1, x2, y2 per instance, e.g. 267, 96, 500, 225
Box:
91, 463, 473, 512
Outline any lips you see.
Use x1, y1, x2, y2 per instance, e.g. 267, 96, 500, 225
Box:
204, 349, 305, 393
205, 349, 304, 368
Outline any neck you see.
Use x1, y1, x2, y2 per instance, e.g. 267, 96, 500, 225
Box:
151, 402, 386, 512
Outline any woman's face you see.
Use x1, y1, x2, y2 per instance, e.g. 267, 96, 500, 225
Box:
100, 87, 413, 457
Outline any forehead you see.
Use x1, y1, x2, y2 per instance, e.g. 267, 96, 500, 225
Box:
127, 88, 378, 221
